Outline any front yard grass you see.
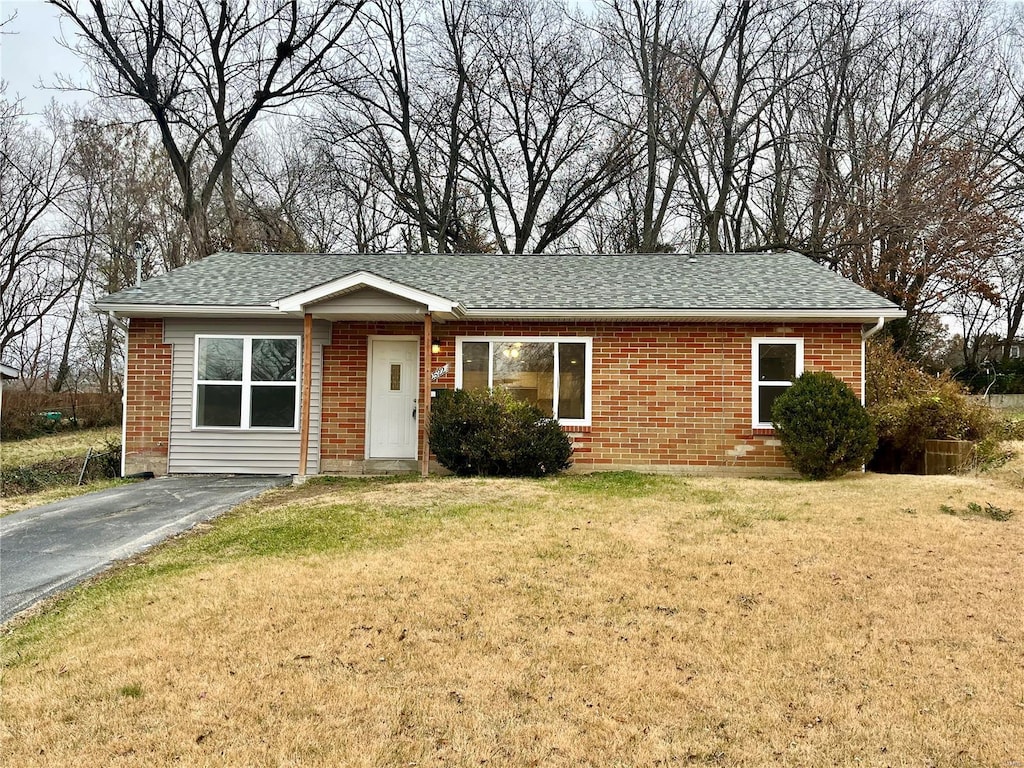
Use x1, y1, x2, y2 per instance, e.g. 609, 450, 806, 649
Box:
0, 426, 122, 514
2, 450, 1022, 766
1, 426, 120, 467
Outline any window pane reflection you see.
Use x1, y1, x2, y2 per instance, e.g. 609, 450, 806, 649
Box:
251, 386, 296, 428
558, 343, 586, 419
759, 385, 789, 424
462, 341, 489, 391
758, 344, 797, 382
198, 338, 243, 381
251, 339, 296, 381
197, 384, 242, 426
493, 341, 555, 416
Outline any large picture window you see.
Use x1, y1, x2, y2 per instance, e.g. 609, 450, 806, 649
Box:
456, 337, 591, 426
194, 335, 299, 429
752, 337, 803, 428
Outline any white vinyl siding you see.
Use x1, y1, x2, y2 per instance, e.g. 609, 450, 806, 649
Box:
165, 318, 329, 475
310, 287, 425, 316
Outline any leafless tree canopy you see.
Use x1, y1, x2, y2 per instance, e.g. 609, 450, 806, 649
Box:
50, 0, 366, 257
2, 0, 1023, 382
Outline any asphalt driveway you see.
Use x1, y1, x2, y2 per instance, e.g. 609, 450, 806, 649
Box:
0, 475, 290, 623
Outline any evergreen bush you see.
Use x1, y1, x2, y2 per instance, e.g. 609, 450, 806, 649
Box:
771, 371, 877, 480
429, 388, 572, 477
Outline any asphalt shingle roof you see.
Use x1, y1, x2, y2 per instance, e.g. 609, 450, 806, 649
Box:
97, 251, 899, 313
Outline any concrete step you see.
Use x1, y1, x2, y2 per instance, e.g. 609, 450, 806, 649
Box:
361, 459, 419, 475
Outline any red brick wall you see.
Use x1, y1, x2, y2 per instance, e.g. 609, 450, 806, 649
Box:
124, 317, 172, 475
320, 319, 863, 473
320, 322, 426, 464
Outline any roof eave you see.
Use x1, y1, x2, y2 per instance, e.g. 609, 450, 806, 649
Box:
92, 301, 469, 322
93, 302, 284, 318
461, 307, 907, 322
94, 303, 904, 323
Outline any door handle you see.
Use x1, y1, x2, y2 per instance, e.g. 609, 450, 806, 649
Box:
412, 406, 417, 419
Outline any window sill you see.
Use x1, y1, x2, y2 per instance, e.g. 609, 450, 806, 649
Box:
191, 427, 299, 433
751, 427, 775, 437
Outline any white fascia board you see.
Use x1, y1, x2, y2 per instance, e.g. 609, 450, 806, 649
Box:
273, 271, 461, 315
92, 302, 284, 318
461, 307, 907, 322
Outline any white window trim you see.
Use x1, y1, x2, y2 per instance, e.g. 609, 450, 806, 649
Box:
751, 337, 804, 429
192, 334, 301, 431
454, 336, 592, 427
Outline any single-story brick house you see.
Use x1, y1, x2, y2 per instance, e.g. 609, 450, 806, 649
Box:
94, 251, 903, 478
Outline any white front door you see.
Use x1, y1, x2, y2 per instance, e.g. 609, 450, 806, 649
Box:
368, 339, 419, 459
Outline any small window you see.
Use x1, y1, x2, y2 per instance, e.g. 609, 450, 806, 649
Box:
455, 337, 592, 426
194, 335, 300, 430
752, 338, 803, 428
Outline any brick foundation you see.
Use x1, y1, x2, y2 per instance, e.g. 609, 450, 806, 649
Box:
123, 317, 172, 475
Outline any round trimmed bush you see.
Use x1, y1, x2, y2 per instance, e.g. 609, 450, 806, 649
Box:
771, 371, 877, 480
429, 388, 572, 477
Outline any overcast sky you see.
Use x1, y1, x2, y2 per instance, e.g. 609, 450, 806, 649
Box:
1, 0, 89, 115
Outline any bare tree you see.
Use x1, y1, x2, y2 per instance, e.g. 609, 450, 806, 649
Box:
458, 0, 632, 254
51, 0, 366, 258
58, 115, 179, 392
319, 0, 482, 253
0, 95, 79, 372
595, 0, 682, 252
232, 128, 310, 253
985, 9, 1024, 360
990, 239, 1024, 361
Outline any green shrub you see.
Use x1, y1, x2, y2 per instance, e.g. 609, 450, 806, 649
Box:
429, 388, 572, 477
867, 339, 996, 472
771, 371, 877, 480
954, 359, 1024, 395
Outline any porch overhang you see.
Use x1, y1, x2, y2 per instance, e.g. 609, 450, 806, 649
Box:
272, 271, 465, 322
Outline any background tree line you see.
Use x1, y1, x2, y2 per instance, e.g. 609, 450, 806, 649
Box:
2, 0, 1023, 392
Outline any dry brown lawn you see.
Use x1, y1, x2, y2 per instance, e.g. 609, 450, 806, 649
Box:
1, 427, 124, 514
2, 452, 1023, 767
1, 426, 120, 467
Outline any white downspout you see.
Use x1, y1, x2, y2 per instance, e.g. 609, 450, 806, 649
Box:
113, 313, 129, 478
861, 316, 885, 342
107, 311, 128, 333
860, 316, 887, 473
860, 317, 886, 406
